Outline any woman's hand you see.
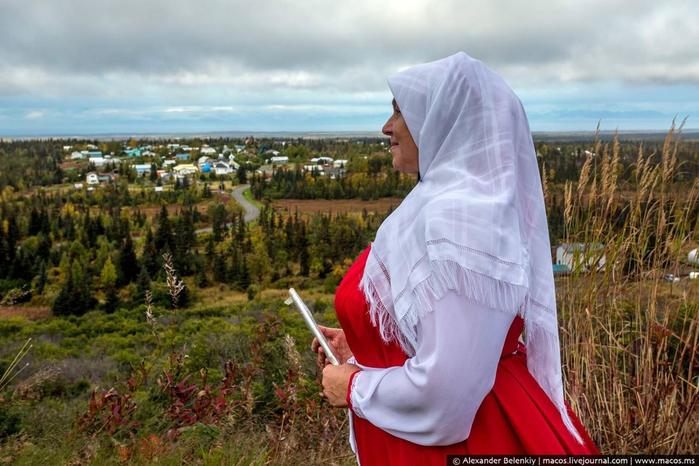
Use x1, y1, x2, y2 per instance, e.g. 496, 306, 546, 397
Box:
321, 363, 361, 407
311, 325, 353, 366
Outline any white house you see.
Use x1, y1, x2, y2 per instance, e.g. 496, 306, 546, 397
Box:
86, 173, 99, 185
197, 156, 211, 167
200, 146, 217, 155
310, 156, 334, 165
333, 159, 348, 168
228, 158, 240, 170
265, 149, 281, 156
89, 157, 107, 168
163, 159, 177, 167
303, 164, 324, 172
70, 151, 84, 160
270, 156, 289, 165
214, 161, 234, 176
173, 164, 198, 178
556, 243, 606, 272
133, 164, 152, 176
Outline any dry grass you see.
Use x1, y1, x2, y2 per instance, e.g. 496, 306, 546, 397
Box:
0, 306, 51, 321
271, 197, 402, 217
559, 123, 698, 453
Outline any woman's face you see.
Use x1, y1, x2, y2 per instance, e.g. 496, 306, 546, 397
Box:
382, 98, 419, 175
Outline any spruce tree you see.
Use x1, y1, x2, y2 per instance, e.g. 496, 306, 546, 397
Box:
118, 231, 139, 285
134, 265, 151, 304
213, 253, 227, 283
154, 205, 173, 252
237, 165, 247, 184
142, 228, 159, 277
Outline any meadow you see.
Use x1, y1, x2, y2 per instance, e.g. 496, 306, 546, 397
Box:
0, 131, 697, 464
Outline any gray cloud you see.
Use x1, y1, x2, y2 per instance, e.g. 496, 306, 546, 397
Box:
1, 0, 697, 135
1, 0, 698, 98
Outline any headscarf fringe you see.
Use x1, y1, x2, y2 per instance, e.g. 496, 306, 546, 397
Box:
525, 313, 586, 445
359, 250, 586, 445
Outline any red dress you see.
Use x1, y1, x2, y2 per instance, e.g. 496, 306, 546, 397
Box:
334, 244, 600, 465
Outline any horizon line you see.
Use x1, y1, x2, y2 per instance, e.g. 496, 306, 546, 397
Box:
2, 127, 698, 141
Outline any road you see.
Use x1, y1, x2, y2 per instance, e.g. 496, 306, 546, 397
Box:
194, 184, 260, 234
231, 184, 260, 223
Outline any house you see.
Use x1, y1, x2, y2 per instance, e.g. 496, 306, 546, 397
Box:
70, 151, 84, 160
73, 183, 83, 189
227, 158, 240, 170
162, 159, 177, 167
86, 173, 99, 185
157, 170, 173, 182
133, 164, 152, 176
214, 161, 234, 176
310, 156, 334, 165
688, 248, 698, 265
63, 145, 73, 151
234, 144, 245, 153
333, 159, 348, 168
86, 151, 103, 158
556, 243, 606, 272
141, 150, 156, 157
200, 146, 217, 156
123, 148, 142, 157
264, 149, 280, 156
324, 166, 345, 179
270, 156, 289, 165
175, 153, 190, 161
303, 164, 324, 173
173, 164, 198, 178
89, 157, 107, 168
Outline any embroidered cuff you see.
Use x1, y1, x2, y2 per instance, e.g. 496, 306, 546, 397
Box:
346, 369, 363, 415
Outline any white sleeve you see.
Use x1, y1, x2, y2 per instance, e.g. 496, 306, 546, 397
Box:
349, 290, 515, 446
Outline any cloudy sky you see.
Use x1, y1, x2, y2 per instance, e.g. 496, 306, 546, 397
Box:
1, 0, 698, 136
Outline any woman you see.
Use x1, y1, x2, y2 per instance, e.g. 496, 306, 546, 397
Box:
312, 52, 599, 464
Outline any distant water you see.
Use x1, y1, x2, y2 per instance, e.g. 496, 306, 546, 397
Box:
2, 129, 698, 142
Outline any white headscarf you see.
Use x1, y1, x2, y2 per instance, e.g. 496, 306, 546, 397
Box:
360, 51, 584, 444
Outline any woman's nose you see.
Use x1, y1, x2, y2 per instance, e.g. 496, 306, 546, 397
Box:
382, 117, 393, 136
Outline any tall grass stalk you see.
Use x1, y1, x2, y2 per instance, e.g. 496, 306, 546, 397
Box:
559, 124, 698, 453
0, 338, 33, 392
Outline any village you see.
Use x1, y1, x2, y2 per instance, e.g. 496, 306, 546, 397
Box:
63, 140, 349, 189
